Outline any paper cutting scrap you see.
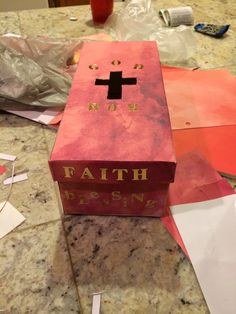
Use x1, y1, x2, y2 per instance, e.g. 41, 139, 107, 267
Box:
3, 173, 28, 185
0, 153, 16, 161
0, 201, 26, 239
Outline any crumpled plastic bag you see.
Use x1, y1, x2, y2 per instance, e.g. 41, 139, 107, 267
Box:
0, 34, 82, 107
104, 0, 196, 62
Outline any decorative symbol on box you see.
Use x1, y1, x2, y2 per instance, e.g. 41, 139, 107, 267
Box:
95, 71, 137, 99
128, 103, 138, 112
111, 60, 121, 66
107, 103, 117, 111
89, 64, 99, 70
133, 64, 144, 69
88, 102, 99, 111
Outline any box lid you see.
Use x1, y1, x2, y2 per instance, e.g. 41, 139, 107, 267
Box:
49, 41, 176, 185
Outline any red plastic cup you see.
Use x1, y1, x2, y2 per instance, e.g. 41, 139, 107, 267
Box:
90, 0, 114, 25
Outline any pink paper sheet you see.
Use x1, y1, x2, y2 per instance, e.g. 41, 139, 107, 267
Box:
162, 67, 236, 129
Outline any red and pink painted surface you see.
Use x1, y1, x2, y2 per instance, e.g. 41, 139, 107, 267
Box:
173, 125, 236, 177
49, 41, 176, 216
161, 151, 235, 256
58, 182, 169, 216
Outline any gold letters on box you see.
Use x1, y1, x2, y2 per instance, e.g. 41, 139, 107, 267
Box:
64, 190, 158, 209
128, 103, 138, 111
111, 60, 121, 66
89, 64, 99, 70
88, 103, 138, 111
108, 103, 117, 111
88, 103, 99, 111
133, 64, 144, 69
63, 166, 149, 181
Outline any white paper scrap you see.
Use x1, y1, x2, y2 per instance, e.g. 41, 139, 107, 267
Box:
92, 294, 101, 314
170, 194, 236, 314
0, 153, 16, 161
3, 173, 28, 185
38, 109, 62, 124
5, 109, 42, 122
5, 108, 61, 125
0, 201, 25, 239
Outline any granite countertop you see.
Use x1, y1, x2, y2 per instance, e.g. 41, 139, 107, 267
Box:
0, 1, 235, 313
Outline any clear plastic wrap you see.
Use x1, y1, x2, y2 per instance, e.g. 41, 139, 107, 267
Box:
0, 34, 82, 107
0, 1, 196, 109
105, 0, 196, 62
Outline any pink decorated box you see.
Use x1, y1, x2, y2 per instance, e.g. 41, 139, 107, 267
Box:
49, 41, 176, 216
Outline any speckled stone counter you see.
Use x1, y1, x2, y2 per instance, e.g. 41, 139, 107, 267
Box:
0, 1, 235, 313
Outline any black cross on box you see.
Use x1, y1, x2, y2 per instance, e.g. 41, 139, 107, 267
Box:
95, 71, 137, 99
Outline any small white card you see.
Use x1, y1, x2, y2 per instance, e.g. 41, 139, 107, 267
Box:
5, 108, 62, 125
92, 294, 101, 314
0, 153, 16, 161
3, 173, 28, 185
170, 194, 236, 314
0, 202, 25, 239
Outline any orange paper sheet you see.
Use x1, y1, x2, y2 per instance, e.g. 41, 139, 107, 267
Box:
162, 67, 236, 129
